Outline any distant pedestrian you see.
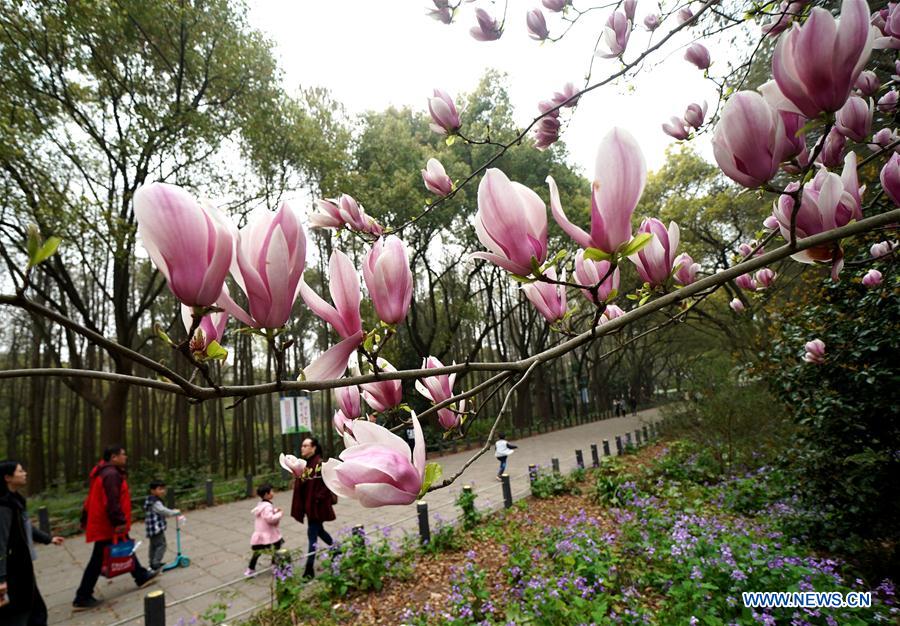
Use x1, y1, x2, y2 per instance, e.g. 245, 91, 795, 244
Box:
143, 480, 181, 571
629, 394, 637, 416
494, 433, 518, 480
0, 460, 65, 626
291, 436, 336, 579
244, 483, 283, 576
614, 397, 623, 417
73, 445, 158, 611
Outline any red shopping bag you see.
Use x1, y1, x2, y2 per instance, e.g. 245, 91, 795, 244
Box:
101, 536, 136, 578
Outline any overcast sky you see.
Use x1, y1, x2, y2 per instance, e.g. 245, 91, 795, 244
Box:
246, 0, 735, 177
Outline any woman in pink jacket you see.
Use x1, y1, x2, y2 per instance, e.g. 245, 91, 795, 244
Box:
244, 483, 283, 576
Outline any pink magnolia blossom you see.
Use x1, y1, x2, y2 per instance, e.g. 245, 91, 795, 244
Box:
755, 268, 778, 288
730, 298, 746, 312
542, 0, 570, 11
629, 218, 680, 286
762, 1, 805, 37
279, 453, 307, 478
427, 89, 461, 135
551, 82, 580, 108
677, 6, 694, 24
673, 252, 701, 285
134, 183, 233, 307
803, 338, 826, 364
549, 127, 646, 253
684, 43, 711, 70
855, 70, 880, 96
310, 194, 383, 235
471, 168, 548, 275
738, 242, 765, 258
772, 0, 873, 118
333, 410, 355, 436
415, 356, 460, 430
862, 268, 883, 286
299, 250, 362, 339
763, 215, 780, 230
534, 101, 562, 150
337, 385, 361, 420
835, 96, 872, 142
684, 102, 707, 129
871, 127, 900, 152
321, 414, 426, 507
527, 9, 550, 40
776, 110, 809, 164
574, 250, 621, 305
644, 14, 661, 30
521, 267, 567, 323
878, 90, 899, 113
216, 203, 306, 330
880, 152, 900, 205
735, 273, 758, 291
870, 240, 897, 257
181, 303, 228, 354
624, 0, 637, 21
663, 117, 690, 140
360, 359, 404, 413
874, 2, 900, 47
712, 91, 787, 188
600, 304, 626, 323
303, 331, 365, 381
471, 8, 503, 41
422, 158, 453, 196
427, 0, 453, 24
364, 236, 413, 325
598, 11, 631, 58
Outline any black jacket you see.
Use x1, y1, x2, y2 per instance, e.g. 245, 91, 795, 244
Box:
0, 491, 50, 615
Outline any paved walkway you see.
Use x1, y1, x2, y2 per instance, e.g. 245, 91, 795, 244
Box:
35, 409, 660, 625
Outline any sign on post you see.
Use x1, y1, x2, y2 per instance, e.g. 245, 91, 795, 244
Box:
280, 395, 312, 434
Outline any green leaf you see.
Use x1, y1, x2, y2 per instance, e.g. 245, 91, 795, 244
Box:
509, 274, 536, 284
619, 232, 653, 257
30, 236, 61, 266
205, 340, 228, 361
445, 135, 457, 146
604, 289, 618, 303
363, 332, 375, 353
582, 247, 612, 262
25, 224, 40, 260
154, 324, 174, 346
419, 462, 443, 496
530, 256, 542, 277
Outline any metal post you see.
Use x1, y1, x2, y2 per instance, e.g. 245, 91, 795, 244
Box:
528, 464, 538, 483
501, 474, 513, 508
625, 432, 633, 447
205, 479, 214, 507
37, 506, 50, 534
352, 525, 365, 540
551, 457, 560, 473
590, 444, 600, 468
635, 429, 642, 446
575, 449, 584, 469
417, 501, 430, 545
615, 435, 623, 455
245, 474, 254, 498
643, 425, 649, 441
602, 439, 610, 457
144, 589, 165, 626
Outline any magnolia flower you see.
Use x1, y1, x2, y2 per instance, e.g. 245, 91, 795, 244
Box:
364, 236, 413, 325
299, 250, 362, 339
542, 0, 570, 11
416, 356, 460, 430
598, 11, 631, 58
835, 96, 872, 142
527, 9, 550, 40
673, 252, 701, 285
663, 117, 690, 140
427, 0, 453, 24
738, 242, 764, 258
552, 82, 580, 107
302, 332, 365, 382
333, 410, 354, 436
216, 203, 306, 330
600, 304, 626, 323
549, 127, 646, 253
321, 414, 426, 507
471, 8, 503, 41
521, 266, 567, 322
803, 338, 826, 364
684, 43, 711, 70
337, 385, 361, 420
310, 194, 383, 235
279, 453, 307, 478
879, 90, 899, 114
762, 0, 804, 36
471, 169, 548, 275
134, 182, 233, 307
676, 6, 693, 24
871, 127, 900, 152
422, 158, 453, 196
772, 0, 873, 117
574, 250, 620, 305
763, 215, 780, 230
735, 273, 758, 291
624, 0, 637, 21
755, 268, 777, 288
870, 240, 897, 258
880, 153, 900, 205
730, 298, 746, 312
629, 218, 680, 286
428, 89, 461, 135
360, 359, 404, 413
534, 103, 561, 150
815, 127, 846, 168
874, 2, 900, 48
644, 13, 661, 30
855, 70, 880, 96
181, 303, 228, 354
684, 102, 707, 129
712, 91, 787, 188
862, 268, 882, 287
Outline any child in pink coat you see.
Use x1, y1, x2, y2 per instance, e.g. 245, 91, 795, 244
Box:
245, 483, 283, 576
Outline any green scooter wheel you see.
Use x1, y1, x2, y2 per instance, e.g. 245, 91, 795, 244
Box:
180, 556, 190, 567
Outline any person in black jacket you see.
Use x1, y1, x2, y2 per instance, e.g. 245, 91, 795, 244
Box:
0, 460, 64, 626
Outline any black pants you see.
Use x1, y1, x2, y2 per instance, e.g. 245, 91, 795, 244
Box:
248, 538, 284, 570
74, 540, 151, 603
0, 586, 47, 626
304, 521, 333, 576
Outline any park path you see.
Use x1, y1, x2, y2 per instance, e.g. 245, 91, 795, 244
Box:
35, 408, 659, 626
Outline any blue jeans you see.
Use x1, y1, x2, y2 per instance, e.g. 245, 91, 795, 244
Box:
497, 456, 508, 476
304, 520, 333, 577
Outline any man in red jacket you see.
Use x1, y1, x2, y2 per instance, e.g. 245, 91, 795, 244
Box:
72, 445, 157, 610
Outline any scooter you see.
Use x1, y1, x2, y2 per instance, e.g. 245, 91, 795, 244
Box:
162, 515, 191, 571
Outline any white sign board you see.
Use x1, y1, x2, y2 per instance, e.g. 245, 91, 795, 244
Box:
296, 396, 312, 432
279, 396, 312, 434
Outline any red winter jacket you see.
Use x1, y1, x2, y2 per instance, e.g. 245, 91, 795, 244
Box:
82, 461, 131, 542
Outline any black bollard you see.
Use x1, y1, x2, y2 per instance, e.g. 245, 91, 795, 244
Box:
575, 449, 584, 469
501, 474, 513, 509
205, 479, 214, 507
528, 464, 538, 482
417, 501, 431, 545
245, 473, 254, 498
643, 425, 650, 442
615, 435, 623, 455
635, 429, 642, 446
551, 457, 560, 473
38, 506, 50, 535
602, 439, 611, 457
625, 432, 633, 447
590, 444, 600, 468
144, 589, 165, 626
